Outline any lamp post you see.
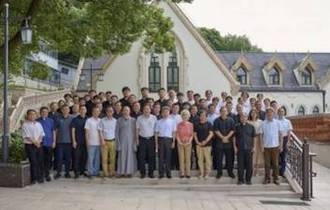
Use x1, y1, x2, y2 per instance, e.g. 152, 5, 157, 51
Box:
2, 3, 32, 163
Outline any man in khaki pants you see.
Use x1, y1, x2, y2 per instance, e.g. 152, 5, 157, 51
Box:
99, 106, 117, 178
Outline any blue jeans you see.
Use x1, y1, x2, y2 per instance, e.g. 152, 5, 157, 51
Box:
88, 146, 100, 176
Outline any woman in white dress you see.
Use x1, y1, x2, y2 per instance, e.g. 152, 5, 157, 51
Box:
248, 108, 263, 176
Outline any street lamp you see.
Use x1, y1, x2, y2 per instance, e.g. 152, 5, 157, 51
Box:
2, 3, 33, 163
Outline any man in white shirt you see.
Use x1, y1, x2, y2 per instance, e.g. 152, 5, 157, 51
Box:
136, 104, 157, 179
21, 109, 45, 184
98, 106, 117, 178
186, 90, 195, 105
155, 106, 177, 179
277, 107, 293, 177
205, 90, 213, 106
85, 107, 101, 177
261, 107, 283, 185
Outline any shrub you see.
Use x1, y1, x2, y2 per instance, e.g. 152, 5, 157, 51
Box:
0, 131, 27, 164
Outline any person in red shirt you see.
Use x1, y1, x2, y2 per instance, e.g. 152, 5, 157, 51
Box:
176, 109, 194, 178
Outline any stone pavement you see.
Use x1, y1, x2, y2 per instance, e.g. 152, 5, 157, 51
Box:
0, 162, 329, 210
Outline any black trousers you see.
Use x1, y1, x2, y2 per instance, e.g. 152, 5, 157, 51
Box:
215, 147, 234, 175
56, 143, 72, 174
158, 137, 172, 176
138, 136, 156, 175
171, 141, 179, 170
25, 144, 43, 182
74, 143, 87, 175
279, 137, 288, 175
42, 146, 53, 177
237, 149, 253, 182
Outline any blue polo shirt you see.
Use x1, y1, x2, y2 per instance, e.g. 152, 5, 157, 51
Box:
70, 115, 88, 144
37, 117, 55, 147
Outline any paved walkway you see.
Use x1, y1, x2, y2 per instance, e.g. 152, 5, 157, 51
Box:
0, 162, 329, 210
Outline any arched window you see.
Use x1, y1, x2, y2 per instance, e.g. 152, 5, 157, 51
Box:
269, 67, 280, 85
148, 53, 161, 92
167, 51, 179, 92
301, 67, 312, 85
312, 106, 320, 114
236, 67, 247, 85
298, 106, 305, 116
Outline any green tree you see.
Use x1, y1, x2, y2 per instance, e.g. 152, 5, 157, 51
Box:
27, 61, 51, 88
199, 27, 262, 52
0, 0, 192, 75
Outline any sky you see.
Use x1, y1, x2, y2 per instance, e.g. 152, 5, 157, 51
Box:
179, 0, 330, 52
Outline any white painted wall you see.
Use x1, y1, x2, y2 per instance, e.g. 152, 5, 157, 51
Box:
239, 92, 324, 116
97, 2, 232, 97
323, 83, 330, 113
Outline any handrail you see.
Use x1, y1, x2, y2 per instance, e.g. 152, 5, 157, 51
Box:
286, 132, 317, 201
8, 89, 70, 131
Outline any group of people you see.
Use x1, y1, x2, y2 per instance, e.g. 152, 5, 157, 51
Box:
21, 86, 293, 186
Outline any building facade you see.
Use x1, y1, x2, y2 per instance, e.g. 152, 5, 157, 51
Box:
76, 1, 330, 116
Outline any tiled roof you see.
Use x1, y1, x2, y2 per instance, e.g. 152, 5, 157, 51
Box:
217, 52, 330, 92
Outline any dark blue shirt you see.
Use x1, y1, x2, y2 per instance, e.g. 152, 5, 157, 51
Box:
37, 117, 55, 147
70, 115, 88, 144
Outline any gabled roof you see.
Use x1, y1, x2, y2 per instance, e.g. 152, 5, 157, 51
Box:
217, 52, 330, 92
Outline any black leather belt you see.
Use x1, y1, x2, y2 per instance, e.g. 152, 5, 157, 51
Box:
139, 136, 154, 140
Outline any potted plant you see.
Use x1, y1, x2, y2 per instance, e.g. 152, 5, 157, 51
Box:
0, 131, 30, 188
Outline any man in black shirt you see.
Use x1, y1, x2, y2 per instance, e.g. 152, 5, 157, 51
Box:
213, 107, 235, 179
71, 105, 89, 178
234, 113, 256, 185
102, 91, 113, 110
119, 86, 131, 107
155, 88, 167, 107
138, 87, 150, 109
113, 101, 122, 119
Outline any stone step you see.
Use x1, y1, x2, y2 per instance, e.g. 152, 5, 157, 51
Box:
57, 176, 291, 192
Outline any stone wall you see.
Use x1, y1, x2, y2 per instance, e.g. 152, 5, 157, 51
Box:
288, 114, 330, 143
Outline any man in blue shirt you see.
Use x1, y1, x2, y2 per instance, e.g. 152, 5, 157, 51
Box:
71, 105, 89, 178
54, 104, 74, 179
37, 107, 56, 182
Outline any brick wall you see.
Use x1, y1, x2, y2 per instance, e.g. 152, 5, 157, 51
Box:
288, 114, 330, 143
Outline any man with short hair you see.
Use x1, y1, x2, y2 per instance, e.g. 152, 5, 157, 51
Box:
155, 88, 167, 107
120, 86, 131, 107
213, 107, 236, 179
85, 107, 102, 177
37, 107, 56, 182
113, 101, 122, 119
277, 107, 292, 177
54, 105, 74, 179
71, 105, 89, 178
155, 106, 177, 179
49, 102, 60, 121
99, 106, 117, 178
136, 105, 157, 179
261, 107, 283, 185
139, 87, 150, 109
186, 90, 195, 105
21, 109, 45, 184
205, 90, 213, 106
234, 113, 256, 185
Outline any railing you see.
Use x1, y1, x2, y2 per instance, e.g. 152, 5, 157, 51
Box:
9, 89, 70, 131
286, 132, 317, 201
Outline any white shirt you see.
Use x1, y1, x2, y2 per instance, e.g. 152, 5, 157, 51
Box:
187, 100, 195, 105
155, 118, 177, 138
136, 114, 157, 138
21, 121, 45, 144
277, 118, 293, 137
98, 117, 117, 140
85, 117, 101, 146
261, 119, 283, 148
207, 113, 219, 126
170, 114, 182, 125
248, 119, 263, 135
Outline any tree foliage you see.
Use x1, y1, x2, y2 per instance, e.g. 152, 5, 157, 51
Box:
27, 61, 51, 81
199, 27, 262, 52
0, 0, 192, 75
